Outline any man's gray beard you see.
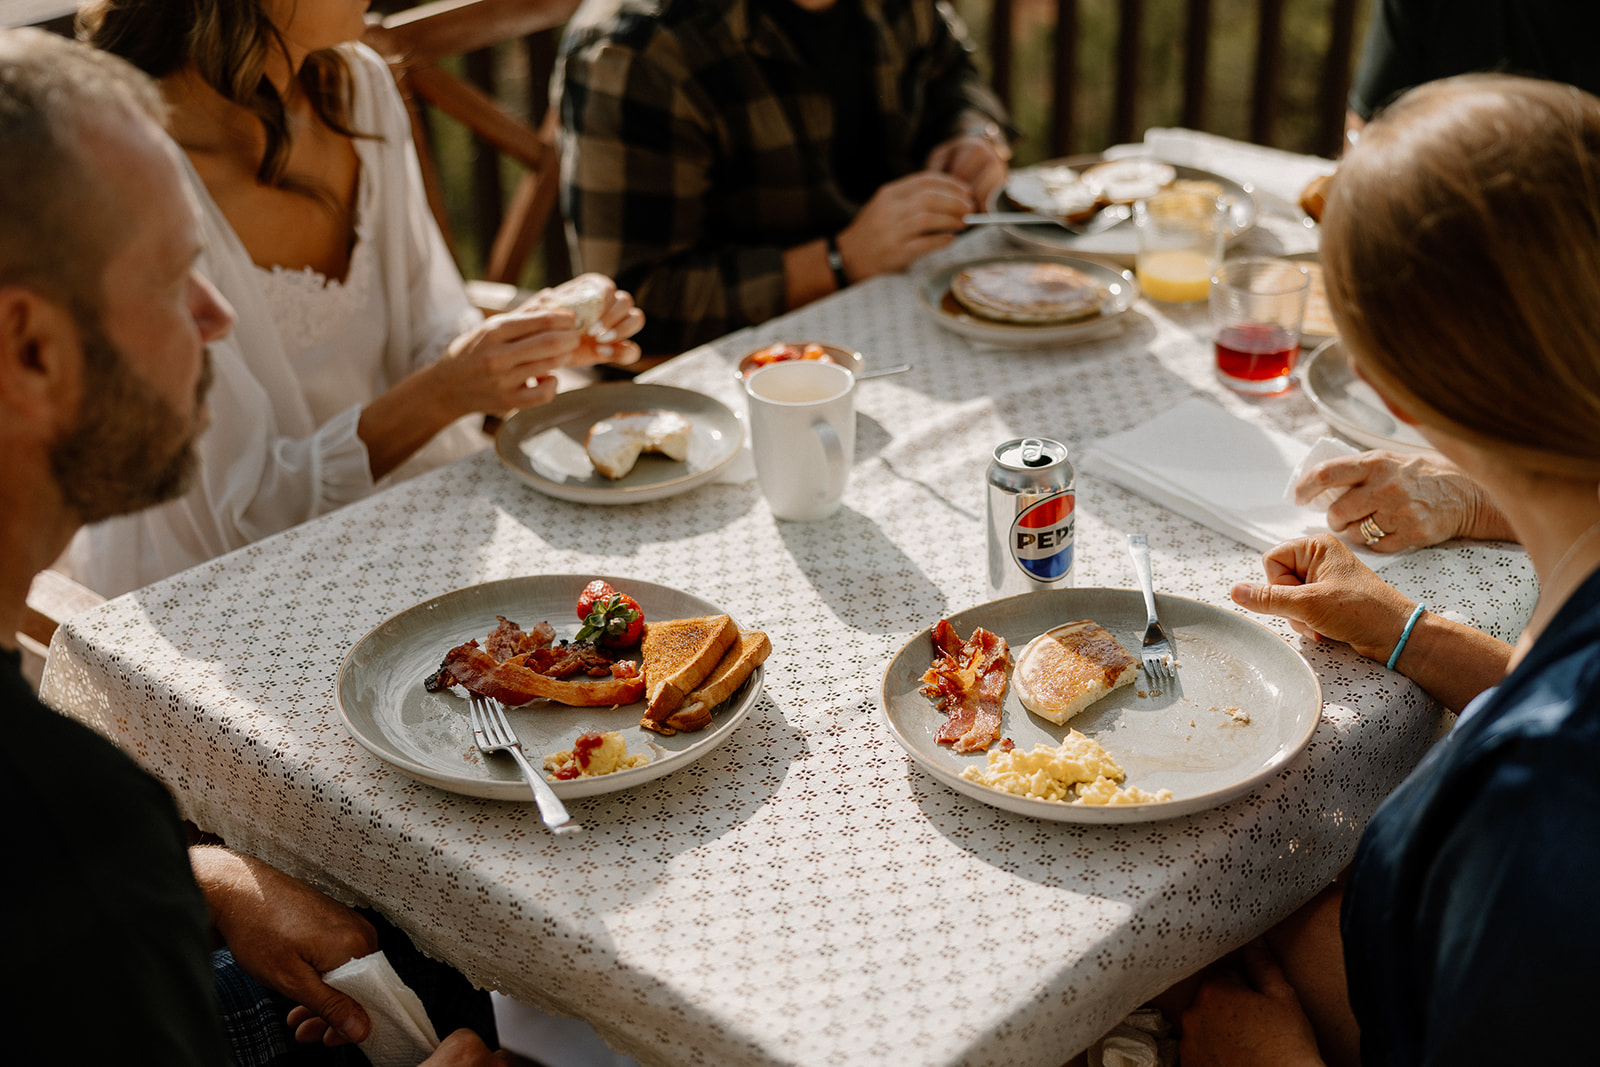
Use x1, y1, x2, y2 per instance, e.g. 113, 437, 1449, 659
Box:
50, 323, 211, 524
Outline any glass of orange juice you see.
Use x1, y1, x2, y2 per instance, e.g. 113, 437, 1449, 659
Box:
1134, 190, 1226, 304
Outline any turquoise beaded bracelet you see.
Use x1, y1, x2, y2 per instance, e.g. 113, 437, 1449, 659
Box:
1387, 603, 1427, 671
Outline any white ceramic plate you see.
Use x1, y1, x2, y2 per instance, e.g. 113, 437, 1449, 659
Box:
495, 383, 741, 503
336, 575, 763, 801
1299, 338, 1435, 454
879, 588, 1321, 823
995, 156, 1259, 264
917, 254, 1140, 348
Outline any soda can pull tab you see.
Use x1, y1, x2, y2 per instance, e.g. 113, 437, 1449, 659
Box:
1020, 438, 1051, 467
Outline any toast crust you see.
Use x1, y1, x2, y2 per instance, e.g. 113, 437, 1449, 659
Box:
640, 614, 738, 726
660, 629, 772, 733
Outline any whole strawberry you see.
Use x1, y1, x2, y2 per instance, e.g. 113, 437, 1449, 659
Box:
576, 590, 645, 648
575, 579, 615, 622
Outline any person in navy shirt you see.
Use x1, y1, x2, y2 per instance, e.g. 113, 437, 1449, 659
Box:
1178, 73, 1600, 1067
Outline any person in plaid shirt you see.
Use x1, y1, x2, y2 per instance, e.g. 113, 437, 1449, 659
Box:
558, 0, 1011, 353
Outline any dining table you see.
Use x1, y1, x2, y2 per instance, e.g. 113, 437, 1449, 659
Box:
41, 130, 1538, 1067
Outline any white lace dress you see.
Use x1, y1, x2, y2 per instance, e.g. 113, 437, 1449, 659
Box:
71, 42, 486, 597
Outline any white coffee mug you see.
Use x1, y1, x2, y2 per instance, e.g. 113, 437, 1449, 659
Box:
743, 360, 855, 521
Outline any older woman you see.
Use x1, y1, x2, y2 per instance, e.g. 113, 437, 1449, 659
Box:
73, 0, 644, 596
1179, 75, 1600, 1066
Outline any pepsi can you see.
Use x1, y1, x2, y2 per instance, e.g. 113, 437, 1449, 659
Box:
987, 437, 1075, 597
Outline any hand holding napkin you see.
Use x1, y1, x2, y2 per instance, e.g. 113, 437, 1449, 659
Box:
1081, 398, 1409, 569
323, 951, 441, 1067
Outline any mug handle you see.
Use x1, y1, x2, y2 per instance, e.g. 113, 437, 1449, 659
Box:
812, 418, 845, 505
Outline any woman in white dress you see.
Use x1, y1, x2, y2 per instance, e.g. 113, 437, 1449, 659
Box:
74, 0, 644, 597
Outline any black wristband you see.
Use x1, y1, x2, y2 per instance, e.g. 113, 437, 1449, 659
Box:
825, 234, 850, 290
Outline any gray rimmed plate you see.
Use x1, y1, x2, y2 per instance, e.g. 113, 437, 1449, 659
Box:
1299, 338, 1435, 454
917, 253, 1140, 348
994, 156, 1259, 264
336, 575, 763, 801
495, 383, 741, 503
879, 588, 1321, 823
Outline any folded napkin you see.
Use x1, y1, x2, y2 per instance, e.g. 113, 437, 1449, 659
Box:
323, 951, 440, 1067
1137, 127, 1338, 209
1081, 398, 1408, 569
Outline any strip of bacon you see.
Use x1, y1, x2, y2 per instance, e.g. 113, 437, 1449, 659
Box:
919, 620, 1010, 753
440, 642, 644, 707
484, 616, 554, 661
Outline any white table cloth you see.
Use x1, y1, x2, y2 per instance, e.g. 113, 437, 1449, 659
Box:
42, 134, 1536, 1066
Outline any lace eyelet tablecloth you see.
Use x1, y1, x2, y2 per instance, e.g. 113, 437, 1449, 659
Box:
42, 139, 1536, 1067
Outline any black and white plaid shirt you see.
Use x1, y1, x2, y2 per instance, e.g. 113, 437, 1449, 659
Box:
557, 0, 1009, 353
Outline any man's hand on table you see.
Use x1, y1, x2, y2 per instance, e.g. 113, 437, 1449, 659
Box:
189, 845, 379, 1045
1294, 449, 1515, 550
1178, 942, 1326, 1067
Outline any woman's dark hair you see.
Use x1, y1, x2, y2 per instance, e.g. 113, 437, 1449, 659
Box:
79, 0, 362, 212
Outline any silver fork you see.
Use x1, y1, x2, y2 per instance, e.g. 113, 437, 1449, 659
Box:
1127, 534, 1178, 682
466, 692, 582, 836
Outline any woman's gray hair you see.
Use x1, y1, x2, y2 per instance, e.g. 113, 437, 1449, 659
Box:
1323, 74, 1600, 477
0, 28, 165, 317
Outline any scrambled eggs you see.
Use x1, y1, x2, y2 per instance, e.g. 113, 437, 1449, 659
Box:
960, 730, 1173, 805
542, 731, 648, 780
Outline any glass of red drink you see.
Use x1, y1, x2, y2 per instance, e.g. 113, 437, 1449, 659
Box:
1209, 258, 1310, 395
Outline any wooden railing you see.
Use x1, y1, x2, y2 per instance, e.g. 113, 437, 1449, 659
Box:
967, 0, 1370, 162
19, 0, 1371, 285
373, 0, 1370, 285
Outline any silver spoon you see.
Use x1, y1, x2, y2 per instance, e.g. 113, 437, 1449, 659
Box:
855, 363, 912, 380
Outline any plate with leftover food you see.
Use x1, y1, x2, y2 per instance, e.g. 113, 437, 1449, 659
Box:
994, 156, 1258, 263
918, 254, 1140, 348
336, 574, 767, 800
495, 383, 741, 504
734, 341, 865, 379
878, 587, 1320, 823
1299, 338, 1435, 454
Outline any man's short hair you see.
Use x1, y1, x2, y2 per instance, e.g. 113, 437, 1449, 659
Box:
0, 28, 166, 319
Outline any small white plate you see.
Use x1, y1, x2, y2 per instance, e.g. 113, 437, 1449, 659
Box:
879, 588, 1321, 823
917, 254, 1139, 348
495, 383, 742, 503
995, 156, 1260, 264
336, 575, 763, 801
1299, 338, 1435, 454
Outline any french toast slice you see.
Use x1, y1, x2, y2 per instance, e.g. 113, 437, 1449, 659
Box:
661, 629, 772, 733
639, 613, 738, 730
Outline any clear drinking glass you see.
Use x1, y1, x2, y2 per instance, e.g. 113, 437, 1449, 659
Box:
1134, 190, 1226, 304
1209, 257, 1310, 395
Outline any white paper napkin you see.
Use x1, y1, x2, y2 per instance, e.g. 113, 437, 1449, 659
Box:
1081, 398, 1408, 569
1137, 127, 1337, 209
323, 951, 441, 1067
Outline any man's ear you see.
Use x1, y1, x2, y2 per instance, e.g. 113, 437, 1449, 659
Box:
0, 286, 83, 434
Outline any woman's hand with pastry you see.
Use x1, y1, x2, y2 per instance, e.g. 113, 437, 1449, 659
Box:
515, 273, 644, 368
